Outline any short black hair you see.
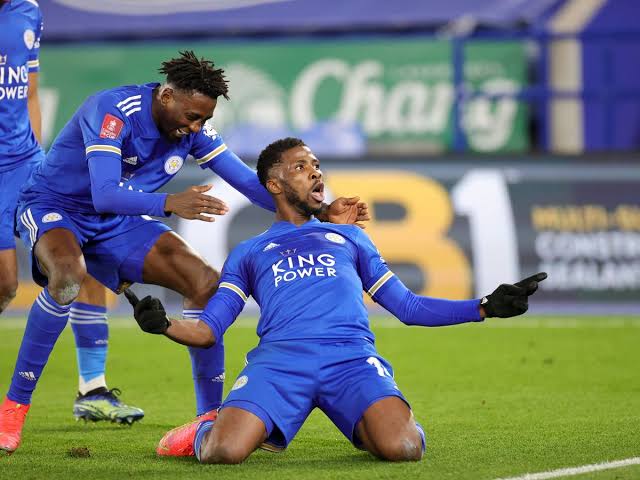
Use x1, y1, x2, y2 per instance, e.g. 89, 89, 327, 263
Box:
257, 137, 306, 187
159, 50, 229, 100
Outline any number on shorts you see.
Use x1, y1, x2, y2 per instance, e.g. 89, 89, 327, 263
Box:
367, 357, 391, 378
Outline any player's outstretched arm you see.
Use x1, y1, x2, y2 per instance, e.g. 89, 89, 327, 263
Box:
373, 272, 547, 326
123, 289, 215, 347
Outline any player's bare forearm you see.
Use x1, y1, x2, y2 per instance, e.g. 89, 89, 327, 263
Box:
164, 319, 216, 348
27, 72, 42, 143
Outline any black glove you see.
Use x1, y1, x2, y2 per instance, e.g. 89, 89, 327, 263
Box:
123, 288, 171, 334
481, 272, 548, 318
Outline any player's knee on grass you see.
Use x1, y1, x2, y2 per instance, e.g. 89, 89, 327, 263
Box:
374, 429, 423, 462
200, 437, 253, 465
198, 407, 265, 464
357, 397, 424, 462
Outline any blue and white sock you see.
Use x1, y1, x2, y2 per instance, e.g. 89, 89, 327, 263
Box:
69, 302, 108, 395
194, 419, 215, 462
7, 289, 71, 404
184, 308, 225, 416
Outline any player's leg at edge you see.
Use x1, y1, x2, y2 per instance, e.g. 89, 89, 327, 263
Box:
71, 275, 144, 425
161, 406, 267, 464
0, 228, 85, 454
0, 249, 19, 314
160, 397, 424, 464
0, 227, 219, 454
0, 247, 27, 456
354, 396, 425, 461
139, 231, 223, 417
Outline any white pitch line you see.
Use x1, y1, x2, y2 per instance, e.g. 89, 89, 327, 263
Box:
495, 456, 640, 480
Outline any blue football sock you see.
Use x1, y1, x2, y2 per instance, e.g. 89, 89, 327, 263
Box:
184, 309, 225, 416
69, 302, 108, 395
7, 289, 70, 404
194, 419, 215, 462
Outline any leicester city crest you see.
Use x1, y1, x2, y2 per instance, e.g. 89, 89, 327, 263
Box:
164, 155, 184, 175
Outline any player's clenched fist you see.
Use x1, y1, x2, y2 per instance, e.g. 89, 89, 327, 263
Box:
480, 272, 548, 318
123, 288, 171, 334
164, 184, 229, 222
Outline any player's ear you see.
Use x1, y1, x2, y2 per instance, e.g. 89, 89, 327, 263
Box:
266, 178, 282, 195
159, 86, 174, 106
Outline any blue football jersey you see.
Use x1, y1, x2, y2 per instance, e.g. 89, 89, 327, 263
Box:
0, 0, 43, 171
201, 219, 395, 344
21, 82, 246, 213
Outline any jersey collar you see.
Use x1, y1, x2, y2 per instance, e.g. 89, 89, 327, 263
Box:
137, 83, 163, 139
269, 218, 322, 233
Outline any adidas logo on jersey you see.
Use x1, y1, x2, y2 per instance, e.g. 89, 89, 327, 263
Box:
263, 242, 280, 252
19, 371, 36, 381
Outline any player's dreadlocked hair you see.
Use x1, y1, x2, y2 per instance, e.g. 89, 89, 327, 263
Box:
257, 137, 306, 187
159, 51, 229, 100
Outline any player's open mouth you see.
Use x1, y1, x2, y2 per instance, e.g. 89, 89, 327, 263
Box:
310, 182, 324, 203
175, 128, 189, 138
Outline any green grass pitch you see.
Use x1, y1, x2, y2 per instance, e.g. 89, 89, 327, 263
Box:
1, 315, 639, 480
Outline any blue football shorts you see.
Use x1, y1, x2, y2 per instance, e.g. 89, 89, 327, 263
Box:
222, 339, 410, 451
15, 201, 171, 292
0, 150, 44, 250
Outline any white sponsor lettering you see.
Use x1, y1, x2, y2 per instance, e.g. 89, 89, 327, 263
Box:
539, 260, 640, 291
0, 65, 29, 85
0, 85, 29, 100
317, 253, 336, 266
535, 231, 640, 291
298, 268, 312, 278
291, 59, 454, 136
535, 232, 640, 260
272, 253, 338, 287
271, 260, 286, 276
0, 65, 30, 101
214, 59, 517, 150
